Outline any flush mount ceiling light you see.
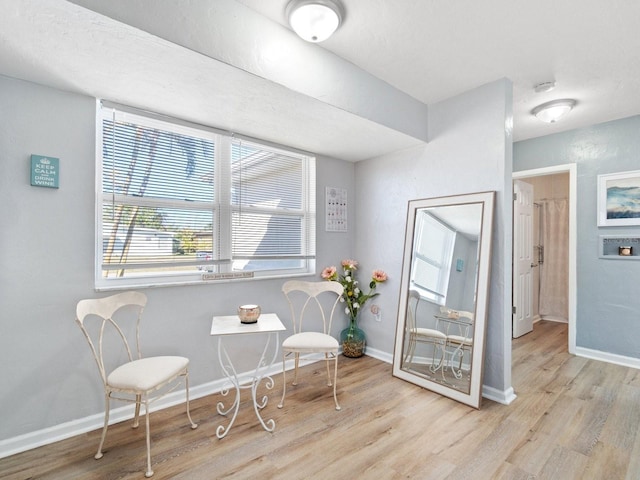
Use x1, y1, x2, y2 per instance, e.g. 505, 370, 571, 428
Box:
286, 0, 344, 43
531, 99, 577, 123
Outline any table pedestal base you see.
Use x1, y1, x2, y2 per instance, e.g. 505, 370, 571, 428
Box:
215, 332, 279, 438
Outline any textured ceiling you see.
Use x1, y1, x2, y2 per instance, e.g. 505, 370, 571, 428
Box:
3, 1, 640, 161
238, 0, 640, 142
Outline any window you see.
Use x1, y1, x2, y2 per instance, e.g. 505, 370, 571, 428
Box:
411, 211, 455, 304
96, 103, 315, 289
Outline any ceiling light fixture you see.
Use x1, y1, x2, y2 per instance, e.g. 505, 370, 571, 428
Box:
286, 0, 344, 43
531, 99, 576, 123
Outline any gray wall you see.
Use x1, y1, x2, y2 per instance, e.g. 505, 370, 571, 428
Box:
448, 234, 478, 312
353, 79, 514, 393
0, 74, 355, 443
0, 73, 513, 448
514, 115, 640, 358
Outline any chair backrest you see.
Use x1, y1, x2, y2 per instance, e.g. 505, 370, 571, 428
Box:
455, 311, 474, 341
75, 291, 147, 386
282, 280, 344, 336
407, 289, 421, 333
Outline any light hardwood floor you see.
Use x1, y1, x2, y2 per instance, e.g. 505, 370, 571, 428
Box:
2, 320, 640, 479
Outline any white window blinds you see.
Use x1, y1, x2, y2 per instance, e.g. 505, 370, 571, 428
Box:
231, 139, 315, 272
411, 211, 455, 304
96, 103, 315, 289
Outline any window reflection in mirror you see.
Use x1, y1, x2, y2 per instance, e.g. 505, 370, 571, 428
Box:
411, 204, 482, 310
412, 211, 455, 305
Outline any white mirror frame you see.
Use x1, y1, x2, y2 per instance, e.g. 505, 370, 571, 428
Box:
392, 191, 495, 408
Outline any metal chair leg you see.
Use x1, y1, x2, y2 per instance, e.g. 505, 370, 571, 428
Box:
292, 353, 300, 385
332, 355, 340, 411
144, 398, 153, 478
325, 352, 332, 386
95, 394, 110, 460
184, 373, 198, 429
278, 352, 287, 408
133, 394, 141, 428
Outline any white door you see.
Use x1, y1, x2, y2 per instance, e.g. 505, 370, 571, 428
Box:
513, 180, 534, 338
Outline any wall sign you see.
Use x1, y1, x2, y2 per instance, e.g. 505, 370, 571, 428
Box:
599, 235, 640, 260
326, 187, 347, 232
30, 155, 59, 188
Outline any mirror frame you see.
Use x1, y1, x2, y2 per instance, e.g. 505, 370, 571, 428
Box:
392, 191, 495, 408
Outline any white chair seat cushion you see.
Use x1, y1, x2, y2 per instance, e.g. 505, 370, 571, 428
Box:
107, 356, 189, 393
282, 332, 339, 352
412, 328, 447, 340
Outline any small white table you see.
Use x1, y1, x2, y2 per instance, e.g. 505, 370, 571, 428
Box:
434, 315, 474, 380
210, 313, 286, 438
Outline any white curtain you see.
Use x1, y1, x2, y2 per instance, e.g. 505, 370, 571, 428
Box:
539, 199, 569, 321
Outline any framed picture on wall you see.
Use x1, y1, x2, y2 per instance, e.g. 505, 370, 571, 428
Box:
597, 170, 640, 226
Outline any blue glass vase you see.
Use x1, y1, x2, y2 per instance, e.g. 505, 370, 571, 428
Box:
340, 315, 366, 358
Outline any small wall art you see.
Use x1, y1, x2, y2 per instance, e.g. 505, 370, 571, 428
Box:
597, 169, 640, 226
30, 154, 59, 188
325, 187, 347, 232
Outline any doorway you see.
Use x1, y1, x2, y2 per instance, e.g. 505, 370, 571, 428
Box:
513, 164, 576, 354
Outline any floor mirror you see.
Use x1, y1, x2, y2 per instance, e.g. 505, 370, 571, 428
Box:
392, 191, 495, 408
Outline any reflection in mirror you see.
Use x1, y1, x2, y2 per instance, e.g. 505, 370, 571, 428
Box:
392, 192, 495, 408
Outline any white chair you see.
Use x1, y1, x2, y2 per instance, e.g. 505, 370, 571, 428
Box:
404, 290, 447, 371
278, 280, 344, 411
75, 291, 197, 478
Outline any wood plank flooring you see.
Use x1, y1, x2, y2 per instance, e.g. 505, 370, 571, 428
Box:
2, 320, 640, 479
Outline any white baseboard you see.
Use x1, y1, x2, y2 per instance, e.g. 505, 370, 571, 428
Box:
362, 345, 393, 364
0, 355, 317, 460
1, 348, 522, 459
0, 384, 203, 460
365, 349, 515, 405
477, 347, 640, 406
540, 316, 568, 324
575, 346, 640, 369
482, 385, 517, 405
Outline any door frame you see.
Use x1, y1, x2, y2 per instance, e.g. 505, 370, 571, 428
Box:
513, 163, 576, 354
